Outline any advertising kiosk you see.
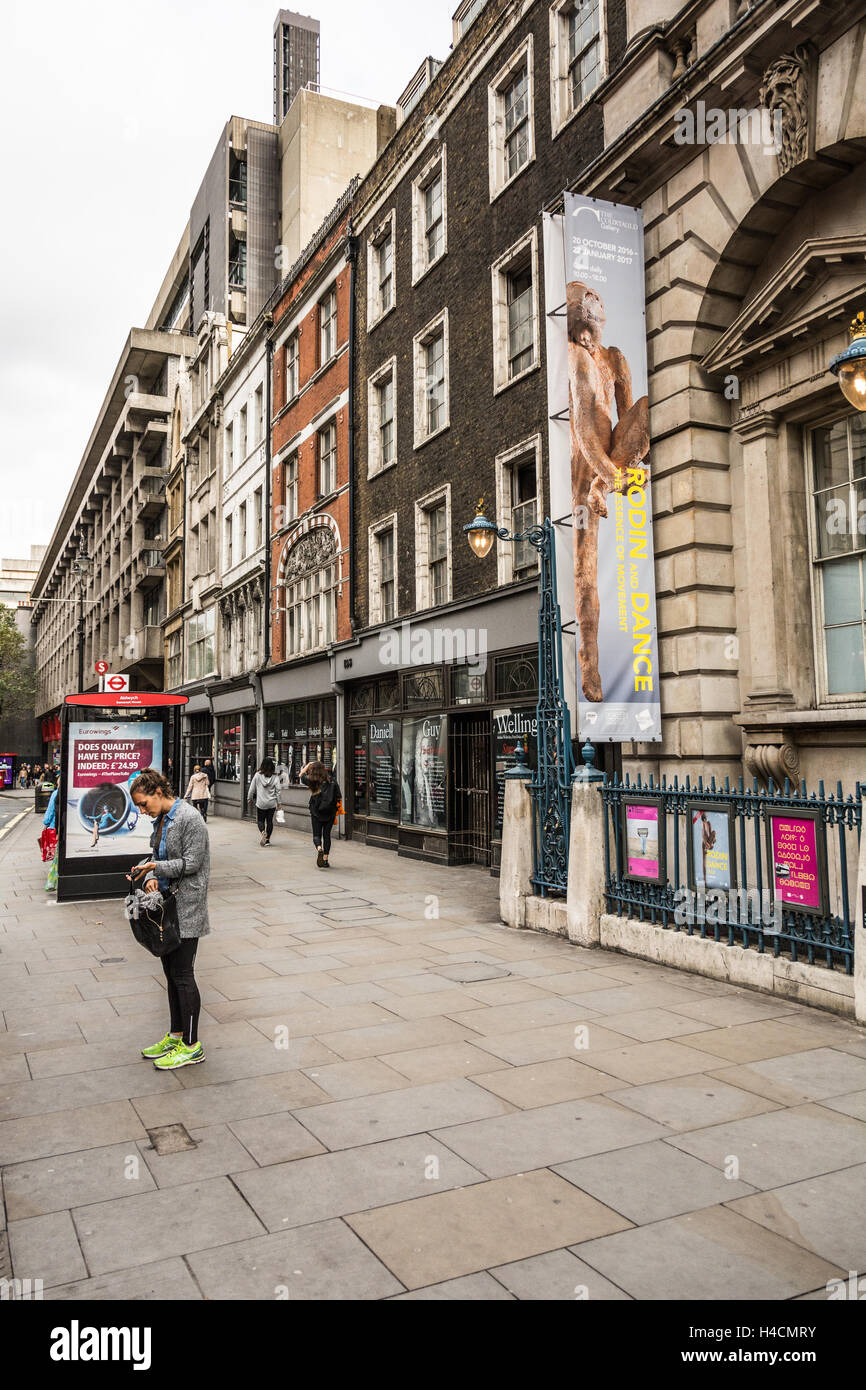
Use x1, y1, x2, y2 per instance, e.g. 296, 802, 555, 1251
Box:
58, 692, 188, 903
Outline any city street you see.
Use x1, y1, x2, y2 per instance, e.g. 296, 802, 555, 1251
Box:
2, 792, 866, 1301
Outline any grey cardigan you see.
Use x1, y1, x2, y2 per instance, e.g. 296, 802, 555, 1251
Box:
149, 798, 211, 938
247, 772, 282, 810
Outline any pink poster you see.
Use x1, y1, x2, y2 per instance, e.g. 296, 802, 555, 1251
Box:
770, 816, 821, 911
626, 803, 660, 879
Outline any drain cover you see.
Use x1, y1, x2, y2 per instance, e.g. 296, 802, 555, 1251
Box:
432, 961, 511, 983
145, 1124, 198, 1155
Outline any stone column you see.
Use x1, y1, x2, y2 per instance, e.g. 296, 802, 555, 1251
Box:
734, 411, 795, 709
566, 782, 607, 947
499, 775, 533, 930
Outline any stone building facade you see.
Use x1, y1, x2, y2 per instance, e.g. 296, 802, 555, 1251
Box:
572, 0, 866, 791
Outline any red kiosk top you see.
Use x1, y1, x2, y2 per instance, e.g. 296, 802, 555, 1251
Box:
64, 694, 190, 709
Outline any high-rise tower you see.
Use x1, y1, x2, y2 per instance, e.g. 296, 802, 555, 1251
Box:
273, 10, 320, 124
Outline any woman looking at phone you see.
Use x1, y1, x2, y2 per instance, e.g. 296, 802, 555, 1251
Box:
128, 768, 210, 1070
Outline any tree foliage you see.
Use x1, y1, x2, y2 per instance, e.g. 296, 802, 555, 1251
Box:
0, 607, 37, 721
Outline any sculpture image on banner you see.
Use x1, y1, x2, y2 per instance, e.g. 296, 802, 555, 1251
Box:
563, 192, 661, 742
401, 716, 447, 831
64, 722, 163, 859
687, 803, 736, 892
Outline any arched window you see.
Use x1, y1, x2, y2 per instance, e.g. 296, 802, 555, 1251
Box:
282, 529, 338, 656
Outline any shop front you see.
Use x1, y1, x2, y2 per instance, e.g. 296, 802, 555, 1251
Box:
346, 645, 539, 870
261, 657, 341, 834
212, 682, 258, 819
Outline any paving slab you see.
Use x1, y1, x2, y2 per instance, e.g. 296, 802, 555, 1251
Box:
432, 1096, 671, 1179
605, 1073, 782, 1132
4, 1142, 157, 1219
555, 1140, 756, 1222
294, 1078, 513, 1151
313, 1015, 474, 1060
667, 1102, 866, 1188
300, 1057, 411, 1100
0, 1099, 149, 1166
471, 1058, 619, 1109
233, 1133, 485, 1230
130, 1071, 331, 1131
571, 1205, 845, 1301
469, 1020, 631, 1066
694, 1047, 866, 1107
46, 1257, 202, 1301
380, 1041, 512, 1084
677, 1020, 840, 1065
390, 1272, 515, 1300
0, 1062, 181, 1121
9, 1209, 87, 1287
227, 1113, 326, 1166
187, 1218, 403, 1300
490, 1247, 632, 1300
725, 1165, 866, 1271
346, 1169, 632, 1290
578, 1039, 734, 1086
72, 1176, 266, 1274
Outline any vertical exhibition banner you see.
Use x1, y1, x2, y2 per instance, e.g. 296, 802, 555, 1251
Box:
64, 722, 163, 859
561, 192, 661, 742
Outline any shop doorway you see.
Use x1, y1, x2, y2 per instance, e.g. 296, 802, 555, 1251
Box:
242, 711, 258, 819
450, 714, 492, 866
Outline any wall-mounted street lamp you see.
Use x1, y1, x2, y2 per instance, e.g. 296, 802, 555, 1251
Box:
829, 312, 866, 411
463, 498, 582, 895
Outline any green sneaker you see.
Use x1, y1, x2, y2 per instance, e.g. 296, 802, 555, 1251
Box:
141, 1032, 182, 1059
152, 1041, 205, 1070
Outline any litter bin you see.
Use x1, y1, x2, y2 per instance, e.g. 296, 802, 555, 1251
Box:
34, 783, 54, 814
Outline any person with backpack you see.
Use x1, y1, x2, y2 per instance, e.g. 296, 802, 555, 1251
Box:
299, 760, 341, 868
246, 756, 282, 846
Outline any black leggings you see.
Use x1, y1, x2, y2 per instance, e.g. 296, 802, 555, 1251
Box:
311, 816, 332, 854
192, 799, 208, 821
257, 807, 275, 839
161, 938, 200, 1046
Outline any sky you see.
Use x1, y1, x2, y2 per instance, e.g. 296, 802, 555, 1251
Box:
0, 0, 452, 563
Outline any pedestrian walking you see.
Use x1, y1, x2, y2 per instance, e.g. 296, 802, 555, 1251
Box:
128, 767, 210, 1070
247, 757, 282, 845
17, 765, 27, 790
203, 758, 216, 789
41, 787, 59, 891
184, 764, 211, 820
299, 760, 341, 868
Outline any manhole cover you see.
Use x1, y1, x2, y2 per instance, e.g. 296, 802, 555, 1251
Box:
145, 1124, 198, 1155
432, 961, 511, 983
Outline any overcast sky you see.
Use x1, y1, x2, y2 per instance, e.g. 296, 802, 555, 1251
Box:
0, 0, 451, 563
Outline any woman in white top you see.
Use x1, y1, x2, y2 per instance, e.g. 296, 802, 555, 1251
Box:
247, 757, 282, 845
184, 764, 211, 821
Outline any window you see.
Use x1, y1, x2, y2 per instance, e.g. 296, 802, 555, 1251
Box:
454, 0, 486, 39
255, 385, 264, 444
283, 538, 338, 657
226, 420, 234, 475
368, 359, 397, 477
369, 515, 398, 624
166, 629, 182, 688
284, 453, 299, 524
200, 427, 210, 479
225, 515, 233, 571
186, 608, 216, 681
266, 698, 337, 786
286, 335, 299, 401
491, 229, 539, 392
239, 405, 248, 459
200, 516, 209, 573
318, 421, 337, 496
320, 287, 337, 364
809, 415, 866, 698
239, 501, 247, 560
367, 210, 396, 328
495, 436, 542, 584
411, 149, 447, 283
551, 0, 604, 135
489, 37, 535, 200
413, 311, 450, 447
217, 715, 241, 782
415, 487, 452, 610
254, 487, 263, 548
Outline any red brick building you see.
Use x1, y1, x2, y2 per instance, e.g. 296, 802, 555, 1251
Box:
261, 188, 357, 821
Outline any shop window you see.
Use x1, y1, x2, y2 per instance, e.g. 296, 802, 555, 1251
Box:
494, 651, 538, 698
352, 726, 368, 814
265, 698, 338, 786
368, 718, 401, 820
402, 668, 444, 707
453, 664, 486, 705
493, 707, 538, 839
217, 715, 241, 781
401, 715, 447, 830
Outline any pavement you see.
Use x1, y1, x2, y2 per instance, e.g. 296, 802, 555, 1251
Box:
2, 795, 866, 1301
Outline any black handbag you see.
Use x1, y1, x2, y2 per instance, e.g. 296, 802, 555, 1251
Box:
129, 888, 182, 957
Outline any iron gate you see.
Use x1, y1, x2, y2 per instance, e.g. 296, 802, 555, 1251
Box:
451, 715, 492, 866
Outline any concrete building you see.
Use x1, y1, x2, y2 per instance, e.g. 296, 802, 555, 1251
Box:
30, 327, 197, 739
570, 0, 866, 792
0, 547, 46, 608
273, 9, 321, 124
0, 547, 45, 770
